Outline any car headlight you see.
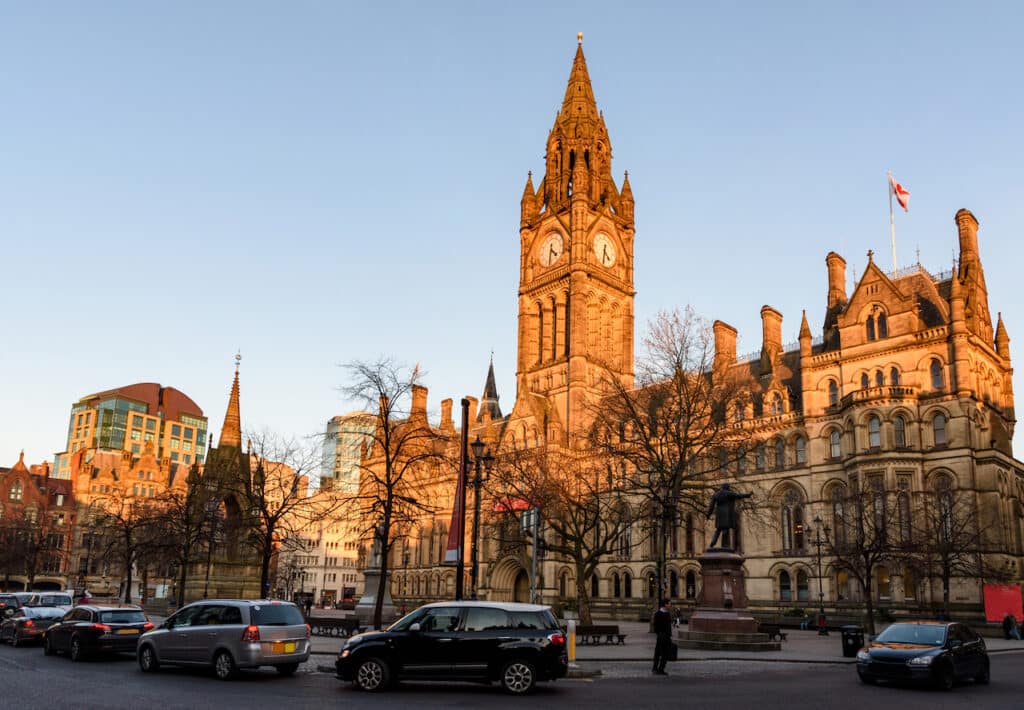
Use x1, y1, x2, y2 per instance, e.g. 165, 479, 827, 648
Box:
340, 649, 350, 658
907, 655, 934, 666
856, 650, 870, 662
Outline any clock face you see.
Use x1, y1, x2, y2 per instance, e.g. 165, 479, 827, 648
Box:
538, 232, 564, 267
593, 232, 616, 267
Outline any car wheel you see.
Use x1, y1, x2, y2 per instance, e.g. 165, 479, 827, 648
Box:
70, 636, 85, 662
138, 645, 160, 673
275, 663, 299, 676
934, 662, 955, 691
43, 635, 55, 656
500, 659, 537, 695
213, 650, 237, 680
353, 657, 390, 692
975, 659, 990, 685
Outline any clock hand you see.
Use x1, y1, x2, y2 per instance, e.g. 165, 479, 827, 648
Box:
602, 245, 609, 263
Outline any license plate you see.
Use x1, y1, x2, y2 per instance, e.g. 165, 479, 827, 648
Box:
117, 629, 138, 635
272, 641, 296, 654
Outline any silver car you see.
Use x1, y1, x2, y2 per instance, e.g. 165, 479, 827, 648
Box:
137, 599, 310, 680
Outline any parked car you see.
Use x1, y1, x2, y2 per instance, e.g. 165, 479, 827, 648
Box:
43, 605, 154, 661
1, 606, 65, 646
856, 621, 990, 690
0, 593, 34, 618
136, 599, 311, 680
27, 593, 73, 611
336, 601, 568, 695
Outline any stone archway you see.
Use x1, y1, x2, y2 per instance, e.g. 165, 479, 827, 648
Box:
486, 555, 527, 601
513, 570, 530, 603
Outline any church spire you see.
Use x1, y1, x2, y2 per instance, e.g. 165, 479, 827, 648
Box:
478, 353, 502, 422
219, 352, 243, 448
559, 36, 599, 130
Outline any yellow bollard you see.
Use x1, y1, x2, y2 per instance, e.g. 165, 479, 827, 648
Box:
567, 619, 577, 667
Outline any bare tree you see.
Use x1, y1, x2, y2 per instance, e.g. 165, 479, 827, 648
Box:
340, 358, 447, 629
589, 307, 759, 597
90, 488, 162, 604
490, 447, 633, 624
148, 466, 212, 607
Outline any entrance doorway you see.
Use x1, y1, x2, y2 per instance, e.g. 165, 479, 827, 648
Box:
513, 570, 530, 603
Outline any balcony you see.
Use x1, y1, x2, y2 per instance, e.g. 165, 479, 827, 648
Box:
839, 385, 916, 409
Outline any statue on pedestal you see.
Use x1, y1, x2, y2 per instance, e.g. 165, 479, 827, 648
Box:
706, 483, 752, 549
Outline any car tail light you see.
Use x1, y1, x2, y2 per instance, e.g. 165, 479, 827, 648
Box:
241, 625, 260, 642
92, 623, 111, 633
23, 620, 34, 628
548, 632, 566, 646
305, 624, 311, 639
143, 622, 154, 631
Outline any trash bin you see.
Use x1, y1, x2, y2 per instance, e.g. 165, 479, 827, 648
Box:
841, 625, 864, 658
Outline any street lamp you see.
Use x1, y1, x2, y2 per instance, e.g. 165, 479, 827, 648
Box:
657, 493, 678, 601
808, 516, 831, 636
469, 436, 494, 600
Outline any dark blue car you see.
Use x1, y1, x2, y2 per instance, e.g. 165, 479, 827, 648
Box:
856, 621, 989, 690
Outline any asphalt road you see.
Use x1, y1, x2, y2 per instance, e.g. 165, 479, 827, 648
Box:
0, 643, 1021, 709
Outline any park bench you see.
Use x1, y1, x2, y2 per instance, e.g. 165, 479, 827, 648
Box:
757, 622, 787, 641
308, 617, 363, 637
572, 624, 627, 645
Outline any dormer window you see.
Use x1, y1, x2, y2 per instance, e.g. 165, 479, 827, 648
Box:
866, 307, 888, 341
770, 393, 784, 415
9, 480, 22, 502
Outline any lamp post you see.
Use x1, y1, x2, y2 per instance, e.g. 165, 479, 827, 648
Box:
469, 436, 494, 600
808, 515, 831, 636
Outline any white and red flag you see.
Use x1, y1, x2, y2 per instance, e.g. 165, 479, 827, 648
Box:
889, 174, 910, 211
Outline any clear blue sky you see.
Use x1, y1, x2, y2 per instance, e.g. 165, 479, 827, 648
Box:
3, 1, 1023, 470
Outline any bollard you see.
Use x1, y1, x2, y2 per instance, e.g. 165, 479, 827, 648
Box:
567, 619, 577, 667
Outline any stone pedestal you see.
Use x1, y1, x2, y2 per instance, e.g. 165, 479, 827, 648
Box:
354, 567, 395, 628
677, 548, 779, 651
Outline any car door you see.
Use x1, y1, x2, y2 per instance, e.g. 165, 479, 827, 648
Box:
947, 625, 975, 678
183, 604, 227, 663
50, 608, 84, 651
399, 606, 464, 678
455, 606, 512, 678
955, 624, 984, 677
158, 605, 203, 662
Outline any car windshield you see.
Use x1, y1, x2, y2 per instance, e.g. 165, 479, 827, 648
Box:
100, 610, 147, 624
875, 624, 946, 646
27, 607, 65, 620
33, 595, 71, 606
250, 604, 304, 626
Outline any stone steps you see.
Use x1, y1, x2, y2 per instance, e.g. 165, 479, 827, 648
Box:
676, 630, 781, 651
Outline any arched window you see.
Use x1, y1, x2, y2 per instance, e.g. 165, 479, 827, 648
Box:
930, 359, 944, 390
685, 571, 696, 599
860, 373, 870, 389
894, 416, 907, 447
775, 439, 785, 470
898, 488, 912, 544
685, 514, 694, 555
877, 313, 888, 338
536, 304, 544, 364
612, 572, 621, 598
737, 446, 747, 474
770, 393, 784, 415
591, 574, 599, 598
781, 490, 804, 551
796, 570, 810, 601
874, 370, 884, 387
8, 480, 23, 502
795, 436, 807, 464
755, 443, 766, 471
903, 568, 917, 600
828, 380, 839, 407
669, 570, 679, 598
933, 413, 947, 446
936, 477, 954, 542
866, 315, 876, 341
889, 367, 900, 386
868, 415, 881, 449
779, 571, 792, 602
831, 486, 847, 547
876, 566, 892, 600
560, 572, 568, 597
733, 402, 745, 422
648, 573, 657, 598
624, 572, 632, 598
829, 431, 841, 459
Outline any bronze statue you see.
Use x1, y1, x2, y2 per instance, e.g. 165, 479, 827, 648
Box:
706, 483, 752, 549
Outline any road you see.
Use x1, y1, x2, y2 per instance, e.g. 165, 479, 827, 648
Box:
0, 643, 1021, 709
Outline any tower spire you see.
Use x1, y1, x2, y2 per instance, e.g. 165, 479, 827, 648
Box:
478, 354, 502, 422
219, 351, 242, 448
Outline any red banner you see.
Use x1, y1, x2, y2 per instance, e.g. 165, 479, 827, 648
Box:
983, 583, 1022, 623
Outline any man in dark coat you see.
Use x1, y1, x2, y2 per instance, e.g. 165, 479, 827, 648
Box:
652, 598, 673, 675
707, 483, 753, 549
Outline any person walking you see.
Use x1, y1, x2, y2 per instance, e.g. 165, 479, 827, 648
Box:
652, 598, 673, 675
1002, 613, 1021, 640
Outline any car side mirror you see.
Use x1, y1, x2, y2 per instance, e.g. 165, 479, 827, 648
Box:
409, 623, 421, 633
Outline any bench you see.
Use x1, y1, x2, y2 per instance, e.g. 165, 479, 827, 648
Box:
308, 617, 363, 637
757, 623, 787, 642
571, 624, 627, 645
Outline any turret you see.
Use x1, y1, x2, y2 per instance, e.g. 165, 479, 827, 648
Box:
521, 172, 536, 227
759, 305, 783, 373
823, 252, 847, 348
619, 171, 634, 224
799, 310, 812, 358
996, 313, 1011, 360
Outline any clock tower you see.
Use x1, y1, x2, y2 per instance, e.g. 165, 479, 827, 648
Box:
509, 35, 636, 447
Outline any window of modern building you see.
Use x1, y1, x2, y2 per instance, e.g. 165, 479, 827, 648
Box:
170, 439, 179, 450
130, 430, 141, 441
933, 413, 948, 446
868, 415, 881, 449
894, 416, 907, 447
132, 414, 143, 428
828, 380, 839, 407
795, 436, 807, 464
829, 431, 841, 458
171, 424, 182, 437
146, 419, 156, 431
184, 427, 194, 439
171, 452, 179, 461
930, 359, 944, 389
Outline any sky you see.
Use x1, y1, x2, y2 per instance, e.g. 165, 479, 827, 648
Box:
2, 1, 1023, 472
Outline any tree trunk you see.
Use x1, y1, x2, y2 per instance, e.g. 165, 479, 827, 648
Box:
861, 573, 875, 635
123, 559, 134, 604
942, 563, 951, 614
259, 536, 274, 597
177, 561, 188, 607
574, 573, 592, 625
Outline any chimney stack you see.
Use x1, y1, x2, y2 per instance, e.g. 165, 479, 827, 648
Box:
826, 252, 847, 309
955, 208, 979, 257
411, 385, 428, 419
713, 320, 738, 371
440, 398, 453, 429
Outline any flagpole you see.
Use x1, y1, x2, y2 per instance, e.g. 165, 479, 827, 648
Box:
888, 170, 898, 274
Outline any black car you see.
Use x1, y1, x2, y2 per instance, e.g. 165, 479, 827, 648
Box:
856, 621, 990, 690
0, 593, 33, 618
43, 605, 154, 661
336, 601, 568, 695
1, 606, 65, 646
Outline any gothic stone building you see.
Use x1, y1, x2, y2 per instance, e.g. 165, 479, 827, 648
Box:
377, 39, 1023, 619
